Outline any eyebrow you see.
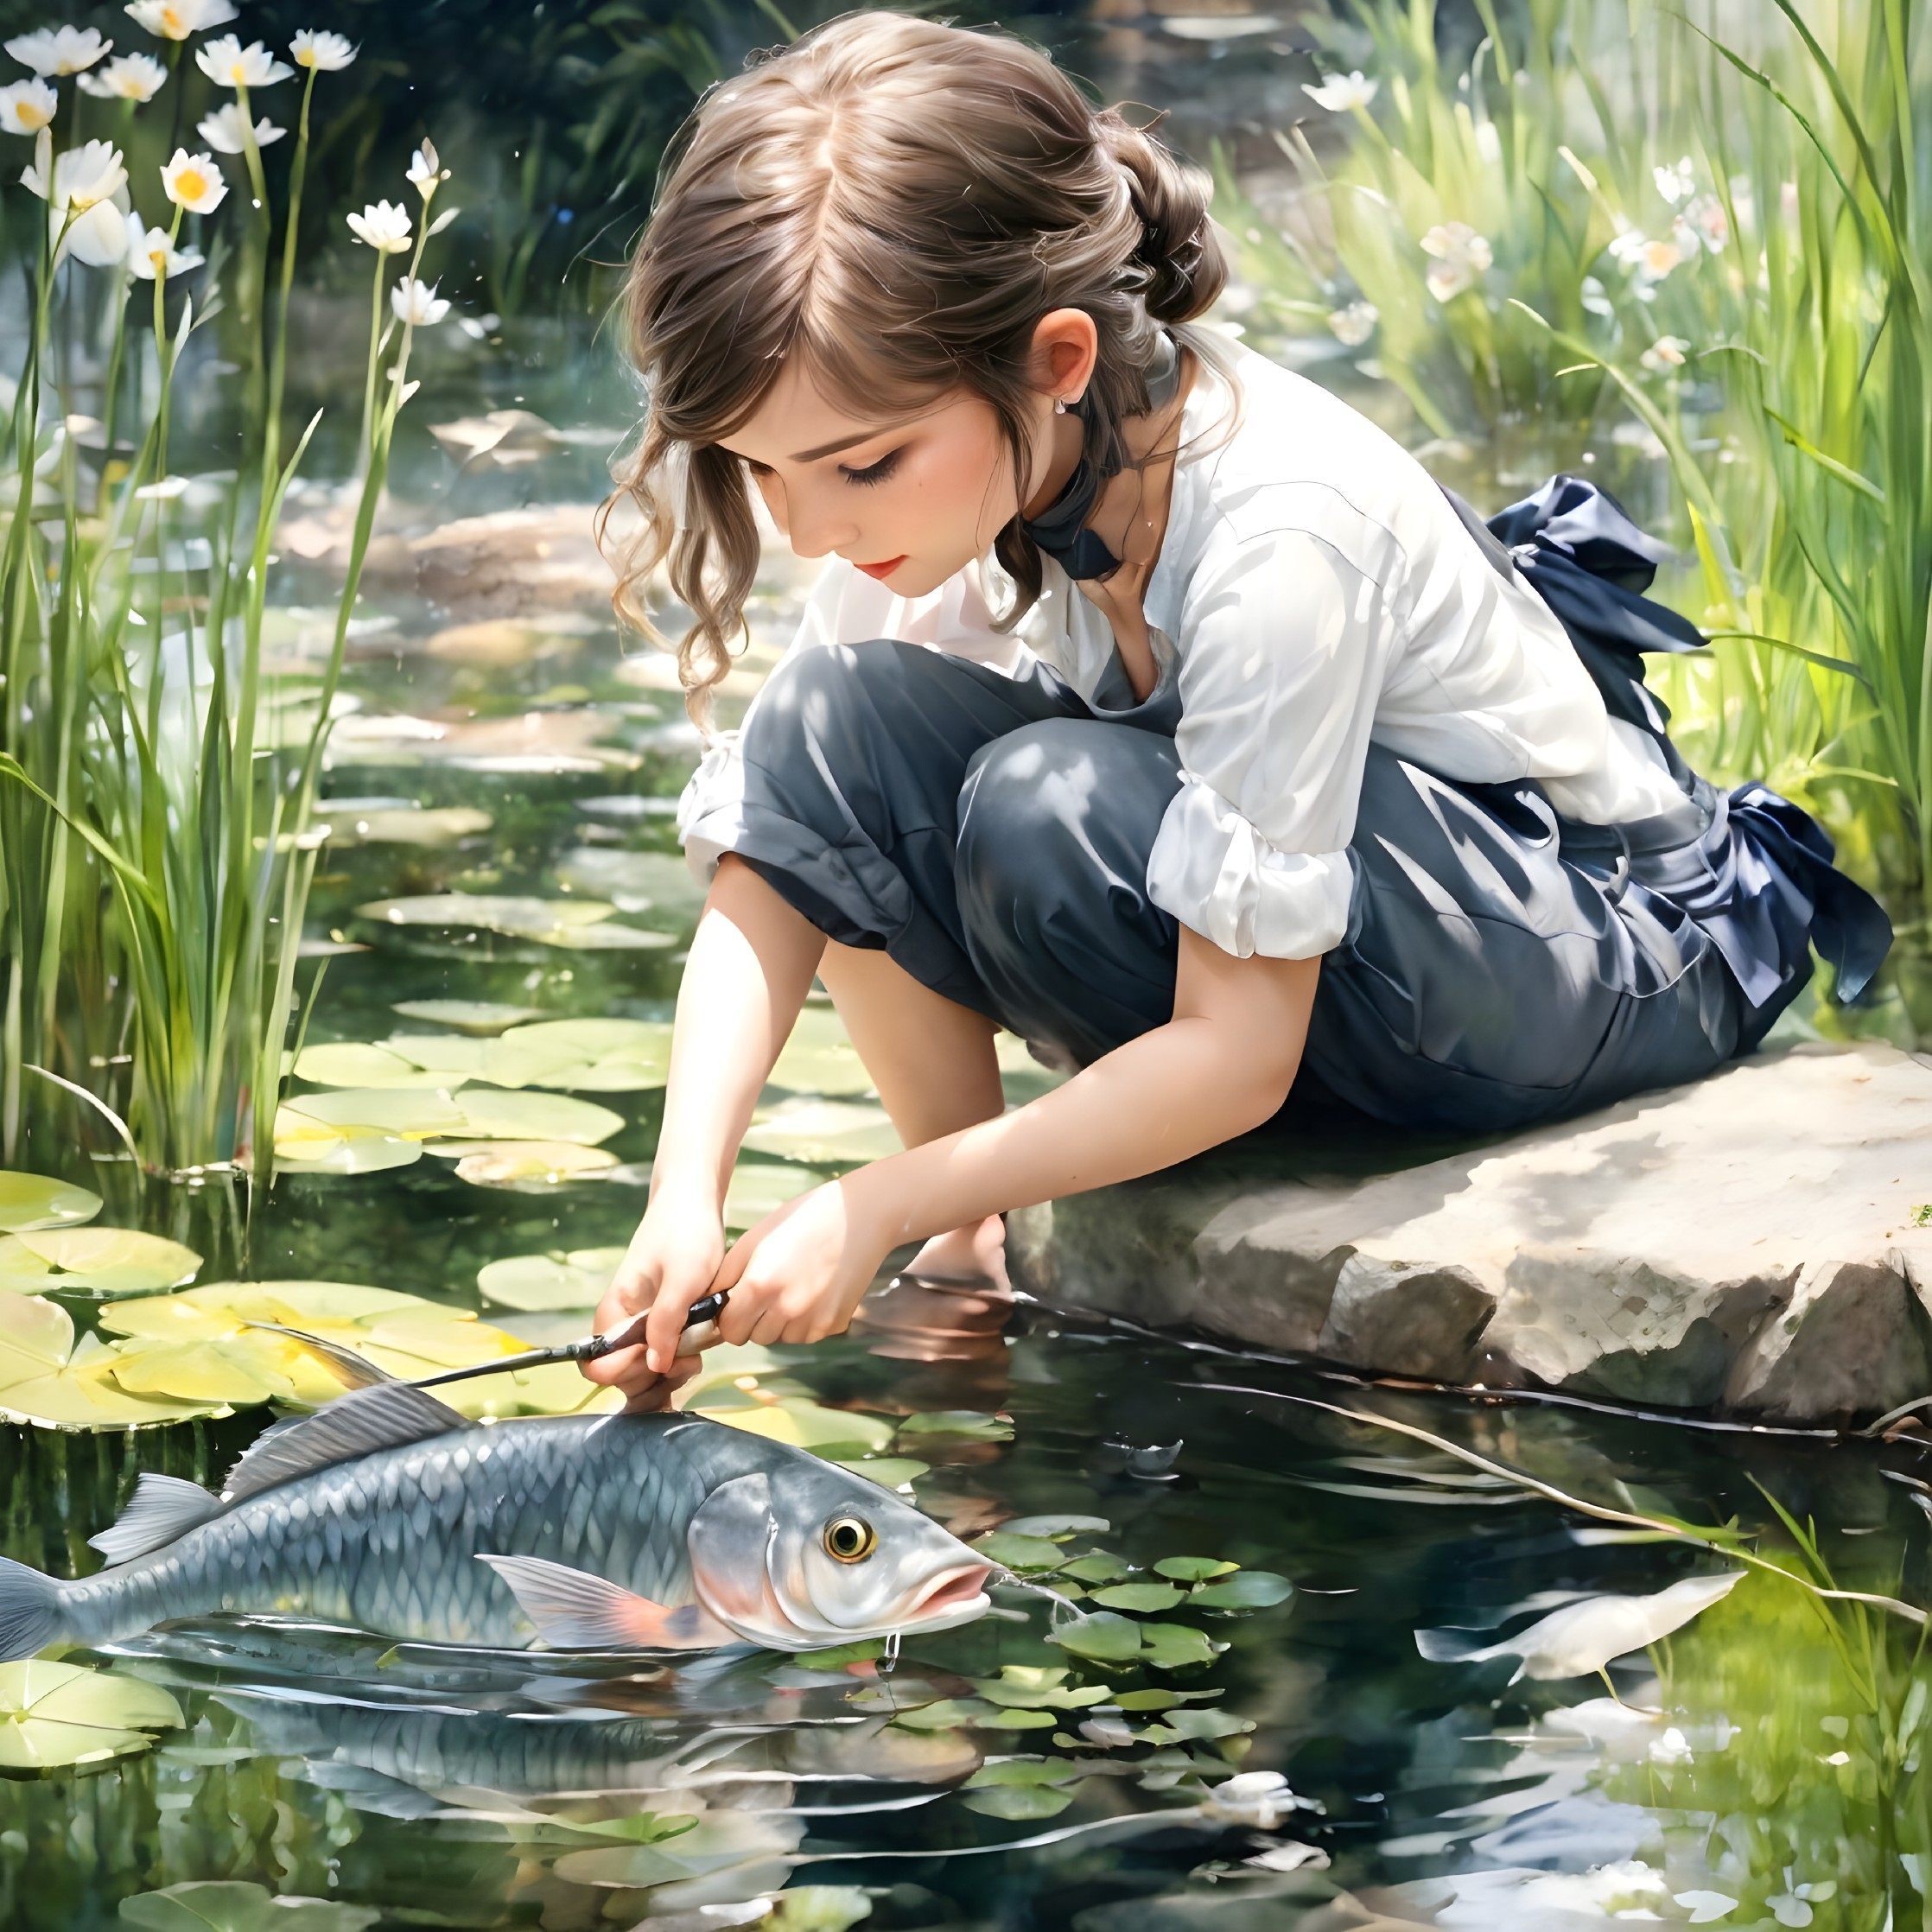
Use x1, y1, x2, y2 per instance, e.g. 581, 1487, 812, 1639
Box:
787, 420, 915, 463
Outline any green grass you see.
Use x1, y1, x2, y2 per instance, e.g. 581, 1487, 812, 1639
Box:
0, 67, 455, 1189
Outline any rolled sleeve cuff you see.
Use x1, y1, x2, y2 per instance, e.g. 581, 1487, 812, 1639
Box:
1147, 773, 1355, 960
676, 734, 746, 885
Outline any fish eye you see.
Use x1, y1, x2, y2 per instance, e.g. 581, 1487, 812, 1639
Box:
823, 1515, 878, 1564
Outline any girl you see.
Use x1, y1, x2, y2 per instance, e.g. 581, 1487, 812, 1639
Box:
583, 11, 1888, 1403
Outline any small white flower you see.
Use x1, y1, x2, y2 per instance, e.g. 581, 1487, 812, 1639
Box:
1420, 220, 1492, 302
22, 137, 126, 209
1674, 1894, 1739, 1926
1608, 222, 1687, 296
1640, 335, 1690, 373
1326, 300, 1378, 346
405, 138, 447, 200
390, 276, 450, 327
124, 0, 236, 42
1580, 274, 1615, 318
347, 198, 412, 253
77, 51, 167, 99
60, 196, 133, 267
1649, 1724, 1694, 1764
5, 25, 111, 75
1243, 1844, 1329, 1873
0, 77, 57, 134
197, 102, 283, 152
160, 146, 226, 214
1682, 193, 1730, 252
124, 209, 201, 280
1654, 154, 1696, 205
194, 34, 293, 90
289, 29, 355, 71
1302, 69, 1377, 112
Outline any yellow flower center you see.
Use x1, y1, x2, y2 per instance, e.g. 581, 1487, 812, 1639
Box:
160, 7, 184, 34
24, 104, 51, 129
295, 48, 315, 67
177, 167, 207, 201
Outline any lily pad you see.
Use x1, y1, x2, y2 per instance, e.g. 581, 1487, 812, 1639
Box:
961, 1783, 1075, 1820
390, 999, 544, 1035
1059, 1553, 1131, 1586
768, 1006, 877, 1097
899, 1409, 1014, 1442
1050, 1611, 1146, 1663
118, 1881, 380, 1931
724, 1158, 829, 1232
1139, 1623, 1225, 1670
1002, 1514, 1111, 1539
289, 1042, 465, 1090
0, 1228, 201, 1299
356, 892, 615, 937
272, 1122, 423, 1176
970, 1668, 1111, 1711
321, 804, 493, 848
0, 1661, 182, 1776
973, 1532, 1067, 1572
741, 1098, 903, 1166
1092, 1582, 1188, 1613
0, 1172, 102, 1234
829, 1456, 928, 1491
276, 1088, 467, 1140
100, 1281, 617, 1418
444, 1088, 624, 1145
477, 1247, 625, 1312
448, 1141, 621, 1186
695, 1393, 895, 1455
555, 847, 709, 923
1192, 1571, 1294, 1610
1153, 1556, 1240, 1583
0, 1296, 225, 1429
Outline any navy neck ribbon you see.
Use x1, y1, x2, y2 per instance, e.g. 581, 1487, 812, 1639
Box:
1020, 332, 1181, 582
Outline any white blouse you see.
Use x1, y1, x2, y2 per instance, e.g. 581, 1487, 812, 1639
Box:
678, 332, 1689, 961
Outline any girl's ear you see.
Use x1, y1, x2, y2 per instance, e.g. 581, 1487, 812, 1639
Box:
1029, 308, 1100, 408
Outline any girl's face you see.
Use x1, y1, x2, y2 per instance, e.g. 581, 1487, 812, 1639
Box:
714, 344, 1074, 600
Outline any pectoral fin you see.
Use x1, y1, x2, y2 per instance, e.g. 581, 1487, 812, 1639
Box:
476, 1554, 734, 1651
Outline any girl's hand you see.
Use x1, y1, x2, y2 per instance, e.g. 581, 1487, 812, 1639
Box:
711, 1178, 892, 1347
581, 1192, 727, 1410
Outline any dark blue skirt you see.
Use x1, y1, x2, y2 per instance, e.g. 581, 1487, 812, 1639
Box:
719, 473, 1891, 1135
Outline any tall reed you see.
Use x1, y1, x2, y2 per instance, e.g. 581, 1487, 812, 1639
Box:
0, 24, 457, 1180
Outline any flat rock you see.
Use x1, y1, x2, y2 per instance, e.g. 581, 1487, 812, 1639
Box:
1007, 1042, 1932, 1425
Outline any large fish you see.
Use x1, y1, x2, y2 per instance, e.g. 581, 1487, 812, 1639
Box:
0, 1379, 992, 1658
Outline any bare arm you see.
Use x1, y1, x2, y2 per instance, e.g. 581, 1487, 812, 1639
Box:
652, 927, 1319, 1357
584, 855, 823, 1400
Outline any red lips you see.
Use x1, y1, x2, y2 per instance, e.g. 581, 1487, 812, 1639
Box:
855, 556, 906, 581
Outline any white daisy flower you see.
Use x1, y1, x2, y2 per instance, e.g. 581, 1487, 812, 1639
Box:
160, 145, 226, 214
124, 209, 202, 279
197, 102, 283, 153
77, 51, 168, 99
22, 136, 126, 210
347, 198, 412, 253
1301, 69, 1377, 112
289, 29, 355, 71
0, 77, 57, 134
5, 25, 111, 75
194, 33, 293, 90
124, 0, 237, 43
391, 276, 450, 326
1420, 220, 1492, 302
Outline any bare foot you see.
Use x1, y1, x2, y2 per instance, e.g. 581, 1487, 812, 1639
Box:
905, 1214, 1010, 1293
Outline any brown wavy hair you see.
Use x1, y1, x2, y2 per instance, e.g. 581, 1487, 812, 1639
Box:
599, 9, 1236, 727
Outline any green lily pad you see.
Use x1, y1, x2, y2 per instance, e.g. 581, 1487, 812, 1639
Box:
356, 892, 613, 937
390, 999, 545, 1035
1153, 1556, 1241, 1583
978, 1706, 1058, 1730
1059, 1553, 1131, 1586
289, 1042, 460, 1090
1092, 1581, 1188, 1613
0, 1229, 201, 1298
118, 1881, 380, 1931
768, 1006, 877, 1097
1139, 1623, 1225, 1670
787, 1639, 883, 1668
0, 1172, 102, 1234
961, 1783, 1075, 1820
741, 1097, 903, 1166
964, 1758, 1087, 1790
445, 1141, 621, 1186
98, 1281, 619, 1419
1191, 1571, 1294, 1610
277, 1088, 467, 1139
272, 1122, 424, 1176
477, 1248, 625, 1312
970, 1668, 1111, 1711
972, 1532, 1066, 1572
0, 1296, 227, 1430
899, 1410, 1014, 1441
1002, 1514, 1111, 1539
1141, 1706, 1255, 1742
0, 1661, 182, 1776
1113, 1688, 1224, 1711
1050, 1611, 1146, 1663
321, 804, 493, 848
888, 1698, 997, 1731
724, 1158, 829, 1232
555, 847, 709, 923
696, 1394, 894, 1454
444, 1087, 625, 1146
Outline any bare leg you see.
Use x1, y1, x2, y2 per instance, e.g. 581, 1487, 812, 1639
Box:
817, 941, 1009, 1283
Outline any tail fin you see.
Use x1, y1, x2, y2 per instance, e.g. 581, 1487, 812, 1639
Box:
0, 1555, 65, 1660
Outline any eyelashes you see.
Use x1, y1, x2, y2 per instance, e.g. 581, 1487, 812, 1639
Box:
740, 451, 905, 488
840, 449, 903, 488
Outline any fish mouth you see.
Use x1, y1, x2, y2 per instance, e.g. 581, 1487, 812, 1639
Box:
902, 1561, 992, 1625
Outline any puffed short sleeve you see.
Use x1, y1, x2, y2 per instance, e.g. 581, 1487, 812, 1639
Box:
1146, 519, 1401, 960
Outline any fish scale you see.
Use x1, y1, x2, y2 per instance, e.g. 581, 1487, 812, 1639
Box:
61, 1414, 727, 1649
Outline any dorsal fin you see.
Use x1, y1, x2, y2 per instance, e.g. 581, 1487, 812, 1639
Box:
87, 1471, 221, 1565
244, 1321, 396, 1390
220, 1382, 469, 1506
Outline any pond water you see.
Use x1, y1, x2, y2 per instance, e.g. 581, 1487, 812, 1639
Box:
2, 6, 1925, 1927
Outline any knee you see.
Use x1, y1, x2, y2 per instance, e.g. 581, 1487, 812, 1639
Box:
742, 639, 917, 760
955, 722, 1096, 922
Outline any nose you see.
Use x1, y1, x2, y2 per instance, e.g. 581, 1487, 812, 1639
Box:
781, 480, 863, 562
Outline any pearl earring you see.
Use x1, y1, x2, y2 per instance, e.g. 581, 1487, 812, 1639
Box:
1054, 397, 1069, 415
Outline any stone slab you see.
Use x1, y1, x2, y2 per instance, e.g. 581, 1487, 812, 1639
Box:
1007, 1042, 1932, 1425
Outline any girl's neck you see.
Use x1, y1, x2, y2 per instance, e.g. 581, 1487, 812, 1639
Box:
1020, 341, 1197, 524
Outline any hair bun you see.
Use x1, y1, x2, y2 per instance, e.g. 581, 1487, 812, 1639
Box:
1095, 111, 1226, 323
